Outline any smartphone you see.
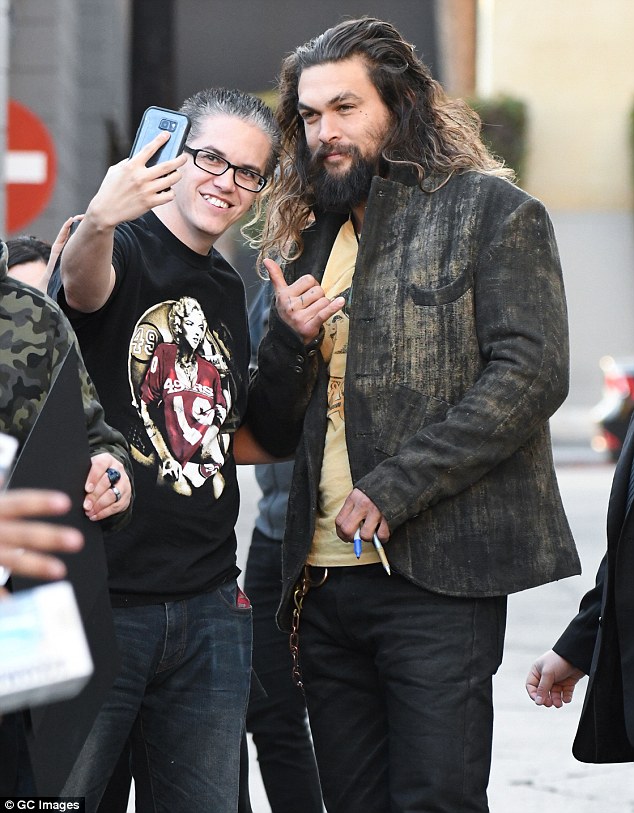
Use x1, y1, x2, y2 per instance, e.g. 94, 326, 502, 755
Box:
129, 106, 191, 168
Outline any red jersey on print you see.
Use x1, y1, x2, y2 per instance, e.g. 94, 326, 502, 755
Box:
140, 342, 226, 467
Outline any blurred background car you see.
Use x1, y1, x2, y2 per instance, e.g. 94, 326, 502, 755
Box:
591, 355, 634, 461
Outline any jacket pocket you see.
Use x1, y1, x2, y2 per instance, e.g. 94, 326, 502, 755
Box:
409, 273, 472, 306
375, 385, 451, 457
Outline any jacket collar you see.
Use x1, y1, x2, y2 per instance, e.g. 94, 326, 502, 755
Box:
310, 164, 453, 224
305, 165, 454, 243
384, 162, 453, 192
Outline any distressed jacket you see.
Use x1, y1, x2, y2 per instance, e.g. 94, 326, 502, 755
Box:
276, 166, 581, 629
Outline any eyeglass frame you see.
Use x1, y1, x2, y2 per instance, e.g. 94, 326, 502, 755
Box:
183, 146, 268, 193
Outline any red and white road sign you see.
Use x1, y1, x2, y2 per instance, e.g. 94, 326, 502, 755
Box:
5, 99, 57, 233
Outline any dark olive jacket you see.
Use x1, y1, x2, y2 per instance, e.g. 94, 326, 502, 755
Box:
276, 166, 581, 629
555, 413, 634, 763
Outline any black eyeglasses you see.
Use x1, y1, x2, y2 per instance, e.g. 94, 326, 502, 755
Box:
183, 146, 267, 193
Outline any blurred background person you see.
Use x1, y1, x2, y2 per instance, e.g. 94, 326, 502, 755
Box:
5, 235, 50, 290
243, 282, 323, 813
5, 217, 81, 293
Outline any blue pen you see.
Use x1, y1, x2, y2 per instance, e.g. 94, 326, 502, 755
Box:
353, 527, 363, 559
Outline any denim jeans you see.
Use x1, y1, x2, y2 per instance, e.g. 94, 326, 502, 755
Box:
62, 582, 252, 813
299, 565, 507, 813
244, 528, 323, 813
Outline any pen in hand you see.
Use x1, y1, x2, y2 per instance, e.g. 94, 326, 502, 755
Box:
353, 528, 362, 559
372, 533, 391, 576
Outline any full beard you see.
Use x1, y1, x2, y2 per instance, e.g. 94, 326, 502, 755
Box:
306, 143, 377, 212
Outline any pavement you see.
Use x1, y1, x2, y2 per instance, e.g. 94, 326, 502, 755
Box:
488, 463, 634, 812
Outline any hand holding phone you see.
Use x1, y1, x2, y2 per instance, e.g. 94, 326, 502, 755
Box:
129, 106, 191, 168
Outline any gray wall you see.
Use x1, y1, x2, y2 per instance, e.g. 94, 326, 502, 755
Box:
7, 0, 130, 243
551, 210, 634, 409
175, 1, 438, 100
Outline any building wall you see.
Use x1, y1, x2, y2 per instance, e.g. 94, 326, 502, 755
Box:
478, 0, 634, 415
7, 0, 130, 243
5, 0, 435, 248
478, 0, 634, 210
175, 1, 438, 102
7, 0, 628, 421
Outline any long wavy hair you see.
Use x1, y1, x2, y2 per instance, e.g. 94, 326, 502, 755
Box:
258, 17, 514, 267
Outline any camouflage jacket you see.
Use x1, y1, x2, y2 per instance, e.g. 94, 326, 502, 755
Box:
0, 241, 133, 531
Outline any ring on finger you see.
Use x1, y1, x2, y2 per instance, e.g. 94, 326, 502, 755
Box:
106, 467, 121, 486
111, 486, 122, 503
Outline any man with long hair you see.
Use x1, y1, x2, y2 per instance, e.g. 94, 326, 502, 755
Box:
260, 17, 581, 813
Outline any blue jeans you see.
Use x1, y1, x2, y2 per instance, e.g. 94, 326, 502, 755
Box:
244, 529, 323, 813
299, 565, 507, 813
62, 582, 252, 813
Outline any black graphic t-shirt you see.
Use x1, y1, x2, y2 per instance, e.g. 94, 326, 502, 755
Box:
60, 212, 250, 605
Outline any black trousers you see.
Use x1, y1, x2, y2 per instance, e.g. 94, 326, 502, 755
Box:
300, 565, 507, 813
244, 528, 323, 813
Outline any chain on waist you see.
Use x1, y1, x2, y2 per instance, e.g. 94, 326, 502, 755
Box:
289, 564, 328, 691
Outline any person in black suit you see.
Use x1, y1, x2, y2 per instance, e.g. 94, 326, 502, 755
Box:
526, 416, 634, 762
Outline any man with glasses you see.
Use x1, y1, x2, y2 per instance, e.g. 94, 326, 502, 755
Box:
48, 87, 341, 813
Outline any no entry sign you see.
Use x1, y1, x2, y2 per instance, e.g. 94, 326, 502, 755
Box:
5, 99, 57, 233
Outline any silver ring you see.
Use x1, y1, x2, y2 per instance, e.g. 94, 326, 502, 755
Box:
111, 486, 122, 503
300, 294, 304, 307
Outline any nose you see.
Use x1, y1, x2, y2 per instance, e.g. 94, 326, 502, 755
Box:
318, 113, 341, 144
212, 167, 237, 192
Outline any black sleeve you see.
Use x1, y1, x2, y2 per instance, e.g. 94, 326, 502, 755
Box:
553, 554, 607, 674
245, 304, 322, 458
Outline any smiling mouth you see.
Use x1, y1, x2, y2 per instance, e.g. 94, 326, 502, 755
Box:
202, 194, 229, 209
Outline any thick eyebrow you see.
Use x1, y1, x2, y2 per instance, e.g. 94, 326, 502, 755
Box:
298, 91, 364, 115
196, 145, 264, 174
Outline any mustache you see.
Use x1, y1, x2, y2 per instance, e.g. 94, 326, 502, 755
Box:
311, 143, 359, 164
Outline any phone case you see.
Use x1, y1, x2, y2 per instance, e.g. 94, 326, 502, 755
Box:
129, 106, 191, 168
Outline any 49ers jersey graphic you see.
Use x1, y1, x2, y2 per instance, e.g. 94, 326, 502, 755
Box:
128, 296, 233, 498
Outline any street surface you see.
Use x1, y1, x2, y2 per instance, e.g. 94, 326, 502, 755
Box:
488, 459, 634, 812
